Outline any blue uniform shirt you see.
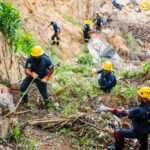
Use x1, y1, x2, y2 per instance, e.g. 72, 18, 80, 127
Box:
129, 103, 150, 136
53, 23, 60, 32
98, 69, 116, 89
25, 55, 54, 78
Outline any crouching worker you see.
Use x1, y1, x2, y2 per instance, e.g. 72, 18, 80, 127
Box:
93, 61, 116, 93
97, 87, 150, 150
20, 46, 54, 109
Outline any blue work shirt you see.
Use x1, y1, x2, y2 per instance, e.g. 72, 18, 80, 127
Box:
129, 103, 150, 136
83, 24, 90, 33
53, 23, 60, 32
98, 69, 116, 89
25, 54, 54, 78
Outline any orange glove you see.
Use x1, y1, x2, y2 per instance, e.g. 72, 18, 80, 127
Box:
41, 76, 50, 83
92, 68, 98, 74
30, 72, 38, 79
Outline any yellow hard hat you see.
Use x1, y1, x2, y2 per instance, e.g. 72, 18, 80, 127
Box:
103, 61, 113, 71
86, 19, 92, 25
137, 87, 150, 101
31, 46, 44, 57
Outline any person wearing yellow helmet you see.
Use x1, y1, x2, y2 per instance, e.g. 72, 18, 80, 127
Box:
93, 61, 116, 93
20, 46, 54, 108
83, 20, 92, 43
97, 87, 150, 150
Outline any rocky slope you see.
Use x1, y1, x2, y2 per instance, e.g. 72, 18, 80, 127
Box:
11, 0, 103, 60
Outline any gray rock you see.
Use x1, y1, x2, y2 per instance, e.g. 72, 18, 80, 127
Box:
0, 93, 15, 112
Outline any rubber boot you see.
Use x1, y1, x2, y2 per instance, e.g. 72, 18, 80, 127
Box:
21, 94, 28, 104
56, 41, 59, 45
44, 98, 54, 110
51, 41, 56, 45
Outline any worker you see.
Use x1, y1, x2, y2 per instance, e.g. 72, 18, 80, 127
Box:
97, 87, 150, 150
93, 61, 116, 93
83, 20, 92, 43
107, 15, 113, 24
50, 21, 61, 45
20, 46, 54, 108
93, 11, 104, 32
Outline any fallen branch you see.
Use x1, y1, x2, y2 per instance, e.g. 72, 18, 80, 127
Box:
77, 118, 109, 133
14, 110, 31, 115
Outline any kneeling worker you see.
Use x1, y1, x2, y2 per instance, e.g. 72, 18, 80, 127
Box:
20, 46, 54, 108
93, 61, 116, 93
97, 87, 150, 150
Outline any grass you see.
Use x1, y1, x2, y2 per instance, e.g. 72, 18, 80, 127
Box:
63, 13, 82, 27
126, 32, 140, 51
121, 61, 150, 79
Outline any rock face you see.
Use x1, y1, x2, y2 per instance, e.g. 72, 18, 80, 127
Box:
0, 32, 19, 84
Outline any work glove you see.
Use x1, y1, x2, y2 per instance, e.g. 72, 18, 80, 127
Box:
31, 72, 38, 79
41, 76, 50, 83
96, 105, 109, 112
92, 68, 98, 74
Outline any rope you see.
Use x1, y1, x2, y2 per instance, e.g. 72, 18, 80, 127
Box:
1, 78, 35, 119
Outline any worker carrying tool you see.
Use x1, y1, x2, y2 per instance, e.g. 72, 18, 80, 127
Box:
93, 61, 116, 93
83, 19, 92, 43
49, 21, 61, 45
97, 87, 150, 150
20, 46, 54, 108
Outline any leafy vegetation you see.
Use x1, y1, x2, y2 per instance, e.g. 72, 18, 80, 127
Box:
10, 119, 38, 149
0, 1, 35, 55
126, 32, 140, 51
121, 61, 150, 79
77, 53, 93, 65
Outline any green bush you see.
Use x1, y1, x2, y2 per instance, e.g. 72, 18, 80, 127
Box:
126, 32, 140, 51
78, 54, 93, 65
0, 1, 35, 55
121, 61, 150, 79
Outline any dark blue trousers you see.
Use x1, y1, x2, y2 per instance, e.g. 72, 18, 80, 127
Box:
114, 128, 148, 150
20, 76, 49, 103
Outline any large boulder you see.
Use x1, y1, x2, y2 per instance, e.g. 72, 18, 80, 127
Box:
0, 93, 15, 113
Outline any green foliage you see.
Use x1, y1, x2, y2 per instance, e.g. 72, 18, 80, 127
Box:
123, 86, 136, 99
0, 1, 21, 37
63, 13, 81, 27
18, 138, 38, 150
112, 81, 122, 95
121, 61, 150, 79
12, 119, 22, 143
61, 102, 79, 117
126, 32, 140, 51
0, 1, 35, 55
78, 54, 93, 65
12, 29, 35, 54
